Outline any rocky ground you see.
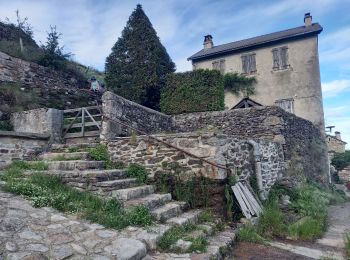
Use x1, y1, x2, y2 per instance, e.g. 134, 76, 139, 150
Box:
0, 190, 147, 260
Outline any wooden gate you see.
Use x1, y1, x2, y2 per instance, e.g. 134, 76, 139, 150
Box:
62, 106, 102, 139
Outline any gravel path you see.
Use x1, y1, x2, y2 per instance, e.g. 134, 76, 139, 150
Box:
0, 190, 148, 260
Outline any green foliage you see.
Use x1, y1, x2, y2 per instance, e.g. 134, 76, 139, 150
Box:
249, 174, 259, 195
0, 121, 13, 131
88, 144, 110, 161
332, 150, 350, 171
187, 236, 208, 253
158, 223, 197, 251
160, 69, 224, 114
223, 72, 256, 97
51, 155, 81, 161
126, 163, 148, 183
105, 4, 175, 110
198, 209, 215, 223
2, 165, 153, 229
38, 26, 71, 70
257, 202, 286, 238
11, 160, 48, 171
238, 224, 265, 243
344, 233, 350, 258
288, 216, 325, 240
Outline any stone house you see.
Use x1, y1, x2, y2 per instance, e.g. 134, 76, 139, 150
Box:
188, 13, 325, 131
327, 131, 347, 154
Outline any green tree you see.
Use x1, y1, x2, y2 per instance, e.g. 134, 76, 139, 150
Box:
332, 150, 350, 171
39, 26, 71, 69
105, 4, 175, 110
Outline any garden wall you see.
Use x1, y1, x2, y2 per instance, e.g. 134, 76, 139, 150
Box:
0, 131, 49, 169
104, 132, 284, 199
101, 91, 329, 183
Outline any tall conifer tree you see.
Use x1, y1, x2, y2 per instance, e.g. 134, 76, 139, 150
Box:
105, 4, 175, 110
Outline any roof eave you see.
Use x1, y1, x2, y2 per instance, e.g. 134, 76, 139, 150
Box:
188, 28, 323, 61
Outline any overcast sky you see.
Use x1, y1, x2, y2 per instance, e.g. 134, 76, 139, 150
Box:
0, 0, 349, 147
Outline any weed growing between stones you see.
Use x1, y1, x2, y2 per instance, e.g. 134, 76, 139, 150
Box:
11, 160, 48, 171
157, 223, 197, 251
87, 144, 125, 169
1, 162, 153, 229
157, 210, 224, 253
126, 163, 148, 183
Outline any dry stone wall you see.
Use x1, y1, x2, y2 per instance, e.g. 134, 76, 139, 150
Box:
104, 132, 284, 197
0, 131, 49, 169
102, 91, 328, 183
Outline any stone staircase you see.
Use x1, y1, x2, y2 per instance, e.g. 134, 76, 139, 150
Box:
33, 142, 237, 259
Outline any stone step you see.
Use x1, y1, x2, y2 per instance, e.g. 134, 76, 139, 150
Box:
46, 160, 104, 171
50, 142, 98, 152
124, 193, 172, 210
166, 209, 202, 226
150, 202, 187, 221
113, 185, 155, 201
27, 169, 127, 183
39, 152, 90, 161
204, 228, 236, 259
92, 178, 139, 195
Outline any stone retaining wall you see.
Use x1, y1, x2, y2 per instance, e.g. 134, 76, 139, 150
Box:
105, 132, 284, 198
0, 131, 49, 169
11, 108, 63, 143
101, 91, 328, 183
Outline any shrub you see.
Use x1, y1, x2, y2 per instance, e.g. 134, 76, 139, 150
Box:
187, 236, 208, 252
88, 144, 109, 161
126, 163, 148, 183
160, 69, 224, 114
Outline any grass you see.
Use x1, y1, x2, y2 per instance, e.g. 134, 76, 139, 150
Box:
157, 209, 222, 253
344, 233, 350, 258
257, 202, 287, 238
1, 161, 153, 230
158, 222, 197, 251
237, 224, 265, 244
288, 216, 325, 240
187, 236, 208, 252
237, 182, 347, 243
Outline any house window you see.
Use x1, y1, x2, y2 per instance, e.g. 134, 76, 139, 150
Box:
241, 53, 256, 74
275, 98, 294, 113
272, 47, 289, 70
212, 59, 225, 73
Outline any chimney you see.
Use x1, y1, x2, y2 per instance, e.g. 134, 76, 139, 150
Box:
335, 131, 342, 140
203, 35, 213, 49
304, 13, 312, 27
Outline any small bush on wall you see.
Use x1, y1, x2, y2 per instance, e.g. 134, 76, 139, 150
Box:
160, 69, 225, 114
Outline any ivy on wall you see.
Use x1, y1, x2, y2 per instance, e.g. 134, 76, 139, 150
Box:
160, 69, 225, 114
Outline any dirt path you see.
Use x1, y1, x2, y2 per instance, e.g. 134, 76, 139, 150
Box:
317, 202, 350, 249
